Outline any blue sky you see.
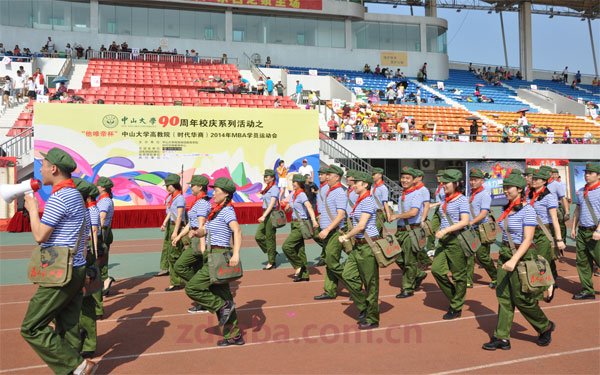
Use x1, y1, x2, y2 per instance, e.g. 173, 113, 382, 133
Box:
366, 3, 599, 76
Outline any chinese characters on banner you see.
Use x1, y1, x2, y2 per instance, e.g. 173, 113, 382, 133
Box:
380, 52, 408, 67
193, 0, 322, 10
526, 159, 571, 199
466, 161, 526, 206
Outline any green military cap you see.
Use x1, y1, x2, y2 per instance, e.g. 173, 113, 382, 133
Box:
292, 174, 305, 183
585, 163, 600, 174
164, 173, 180, 186
318, 166, 330, 174
538, 165, 553, 174
439, 169, 463, 183
508, 169, 523, 176
89, 184, 100, 199
354, 171, 373, 184
551, 167, 559, 174
413, 168, 424, 177
372, 167, 384, 175
41, 147, 77, 173
503, 173, 527, 189
346, 169, 358, 179
469, 168, 485, 179
436, 169, 446, 177
188, 175, 209, 186
328, 165, 344, 177
73, 178, 93, 199
96, 176, 114, 189
211, 177, 236, 193
524, 167, 536, 176
400, 166, 418, 177
532, 169, 550, 180
263, 169, 275, 177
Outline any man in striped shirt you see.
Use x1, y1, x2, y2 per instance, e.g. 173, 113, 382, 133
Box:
571, 163, 600, 300
541, 166, 569, 241
371, 167, 392, 235
313, 167, 330, 266
21, 148, 97, 374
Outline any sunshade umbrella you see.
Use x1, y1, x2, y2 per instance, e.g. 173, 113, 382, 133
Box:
475, 83, 485, 87
466, 115, 480, 121
53, 76, 69, 83
516, 108, 529, 113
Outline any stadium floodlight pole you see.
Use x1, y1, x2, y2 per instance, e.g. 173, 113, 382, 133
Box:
499, 11, 509, 69
588, 18, 599, 77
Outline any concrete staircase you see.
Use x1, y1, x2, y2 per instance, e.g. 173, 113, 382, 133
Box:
66, 60, 88, 90
0, 101, 28, 145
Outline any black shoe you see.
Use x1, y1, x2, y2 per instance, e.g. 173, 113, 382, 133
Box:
395, 291, 414, 299
187, 305, 208, 314
543, 284, 556, 303
313, 293, 336, 300
102, 277, 115, 297
537, 321, 555, 347
164, 285, 183, 292
81, 351, 95, 359
315, 259, 326, 267
415, 274, 427, 290
358, 322, 379, 330
217, 301, 236, 326
357, 310, 367, 323
217, 334, 245, 347
292, 275, 309, 282
443, 309, 462, 320
482, 337, 511, 351
572, 292, 595, 300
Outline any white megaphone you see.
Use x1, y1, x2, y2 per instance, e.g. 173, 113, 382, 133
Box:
0, 179, 41, 203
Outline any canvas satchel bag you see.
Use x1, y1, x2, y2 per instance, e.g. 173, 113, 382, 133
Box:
444, 212, 480, 257
206, 230, 243, 284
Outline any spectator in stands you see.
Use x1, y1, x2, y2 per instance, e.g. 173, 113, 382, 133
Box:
15, 70, 25, 103
256, 77, 266, 95
51, 82, 67, 101
469, 120, 478, 142
273, 98, 280, 108
0, 43, 5, 54
517, 111, 529, 134
27, 77, 36, 99
570, 80, 577, 90
575, 71, 582, 84
13, 45, 21, 56
65, 43, 72, 57
74, 44, 84, 59
295, 80, 303, 104
562, 66, 568, 83
85, 46, 93, 59
551, 72, 561, 82
265, 56, 272, 68
121, 41, 128, 51
343, 116, 354, 140
109, 41, 118, 52
342, 103, 351, 117
2, 76, 12, 108
421, 63, 428, 81
266, 77, 274, 96
516, 70, 523, 80
327, 115, 339, 140
298, 159, 314, 180
275, 81, 285, 96
563, 126, 572, 144
468, 63, 474, 72
416, 87, 422, 105
592, 77, 599, 86
481, 122, 488, 142
221, 53, 228, 64
385, 86, 396, 105
100, 44, 107, 52
458, 127, 469, 142
354, 118, 365, 140
45, 37, 55, 53
363, 64, 371, 74
501, 124, 510, 143
587, 102, 599, 120
474, 86, 482, 97
374, 65, 381, 75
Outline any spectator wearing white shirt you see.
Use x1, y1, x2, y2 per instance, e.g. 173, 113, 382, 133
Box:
481, 122, 488, 142
298, 159, 314, 180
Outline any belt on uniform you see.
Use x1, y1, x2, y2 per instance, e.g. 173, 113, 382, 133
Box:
579, 226, 596, 230
211, 245, 230, 250
292, 219, 307, 222
396, 224, 420, 232
355, 236, 381, 244
501, 240, 522, 247
190, 227, 198, 230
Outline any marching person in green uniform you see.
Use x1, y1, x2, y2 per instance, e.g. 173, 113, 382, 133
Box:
21, 148, 97, 374
173, 175, 211, 313
542, 166, 570, 244
255, 169, 280, 270
529, 168, 566, 302
371, 167, 392, 235
390, 167, 427, 298
425, 170, 446, 253
466, 168, 498, 289
340, 171, 380, 329
431, 169, 470, 320
184, 177, 244, 346
313, 167, 330, 266
86, 182, 104, 320
482, 173, 554, 350
570, 162, 600, 300
160, 173, 186, 291
413, 168, 434, 269
95, 176, 115, 296
74, 178, 102, 359
314, 165, 349, 300
282, 174, 319, 282
523, 167, 535, 197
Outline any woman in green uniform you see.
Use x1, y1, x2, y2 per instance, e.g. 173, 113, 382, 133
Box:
95, 176, 115, 296
255, 169, 280, 270
160, 173, 186, 291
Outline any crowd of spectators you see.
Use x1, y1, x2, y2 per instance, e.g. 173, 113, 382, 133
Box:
468, 63, 522, 84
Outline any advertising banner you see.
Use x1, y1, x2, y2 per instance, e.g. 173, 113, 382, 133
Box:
193, 0, 322, 10
466, 160, 526, 206
525, 159, 571, 199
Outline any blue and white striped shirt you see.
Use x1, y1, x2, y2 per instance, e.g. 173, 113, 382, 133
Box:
397, 190, 423, 226
547, 180, 565, 200
96, 196, 114, 227
576, 186, 600, 228
435, 185, 445, 203
189, 198, 210, 228
532, 192, 558, 225
440, 195, 469, 230
316, 184, 329, 217
40, 187, 87, 267
346, 189, 359, 215
419, 185, 431, 206
469, 189, 492, 227
168, 194, 186, 223
206, 206, 237, 247
498, 205, 537, 244
88, 205, 100, 228
292, 192, 309, 220
319, 185, 347, 230
351, 196, 378, 239
371, 182, 389, 210
262, 185, 280, 209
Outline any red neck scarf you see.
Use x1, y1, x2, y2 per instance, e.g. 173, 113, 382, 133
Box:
326, 182, 343, 198
499, 197, 522, 222
98, 192, 110, 201
166, 190, 182, 208
525, 186, 531, 198
260, 181, 275, 195
584, 181, 600, 198
469, 186, 484, 203
293, 188, 303, 202
547, 177, 555, 184
207, 200, 231, 221
372, 180, 384, 193
192, 192, 207, 205
320, 182, 327, 188
442, 192, 462, 214
401, 185, 419, 201
414, 182, 424, 190
347, 186, 355, 197
435, 183, 443, 195
352, 191, 371, 214
51, 179, 76, 195
86, 200, 96, 208
530, 186, 545, 206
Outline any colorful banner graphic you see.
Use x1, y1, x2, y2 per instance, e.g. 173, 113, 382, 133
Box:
33, 104, 319, 208
569, 162, 587, 204
466, 161, 526, 206
193, 0, 322, 10
526, 159, 571, 199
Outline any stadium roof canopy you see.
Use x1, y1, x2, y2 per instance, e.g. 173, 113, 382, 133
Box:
366, 1, 599, 19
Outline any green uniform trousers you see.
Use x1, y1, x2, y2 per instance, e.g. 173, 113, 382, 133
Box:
557, 204, 567, 244
375, 210, 386, 236
342, 242, 380, 324
255, 212, 277, 264
282, 222, 309, 279
312, 225, 325, 260
534, 226, 558, 280
100, 226, 112, 282
163, 222, 184, 286
79, 295, 97, 353
494, 245, 551, 340
174, 237, 204, 284
431, 235, 468, 312
21, 266, 86, 375
322, 231, 347, 297
160, 222, 172, 271
394, 230, 426, 292
426, 207, 441, 250
466, 242, 497, 285
184, 261, 240, 339
575, 227, 600, 295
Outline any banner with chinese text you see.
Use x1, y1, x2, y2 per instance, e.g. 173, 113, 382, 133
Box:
466, 160, 526, 206
33, 104, 319, 208
525, 159, 571, 199
193, 0, 322, 10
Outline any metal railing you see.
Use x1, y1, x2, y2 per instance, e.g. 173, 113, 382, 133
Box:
87, 50, 238, 65
243, 52, 268, 81
57, 55, 72, 79
319, 131, 402, 202
0, 128, 34, 159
